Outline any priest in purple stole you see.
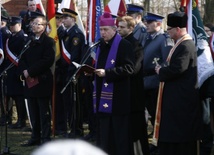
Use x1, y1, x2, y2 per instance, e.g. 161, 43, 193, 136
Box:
93, 12, 135, 155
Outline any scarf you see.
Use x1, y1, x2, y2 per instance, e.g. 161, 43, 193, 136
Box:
152, 34, 192, 146
93, 34, 122, 113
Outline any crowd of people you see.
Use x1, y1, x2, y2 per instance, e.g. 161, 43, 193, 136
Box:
0, 0, 214, 155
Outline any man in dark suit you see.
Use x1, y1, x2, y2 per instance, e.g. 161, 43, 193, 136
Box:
19, 13, 55, 146
154, 11, 202, 155
117, 15, 150, 155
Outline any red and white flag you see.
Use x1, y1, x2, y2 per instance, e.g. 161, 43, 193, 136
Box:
104, 0, 127, 17
35, 0, 46, 15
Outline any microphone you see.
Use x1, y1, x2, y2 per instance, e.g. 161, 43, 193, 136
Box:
89, 38, 103, 48
24, 36, 34, 48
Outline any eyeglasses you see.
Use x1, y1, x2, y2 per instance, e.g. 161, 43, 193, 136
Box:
167, 27, 175, 31
31, 22, 44, 26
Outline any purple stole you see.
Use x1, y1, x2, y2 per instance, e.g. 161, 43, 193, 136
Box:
93, 34, 122, 113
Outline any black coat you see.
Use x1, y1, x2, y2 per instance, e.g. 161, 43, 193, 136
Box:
19, 33, 55, 97
5, 30, 27, 95
95, 33, 135, 115
125, 33, 145, 112
158, 39, 202, 142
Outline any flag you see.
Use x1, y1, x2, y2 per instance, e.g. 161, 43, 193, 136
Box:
104, 0, 126, 17
182, 0, 214, 87
88, 0, 103, 44
47, 0, 60, 60
35, 0, 46, 15
58, 0, 85, 36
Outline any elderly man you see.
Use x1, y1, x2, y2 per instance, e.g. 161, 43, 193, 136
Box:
154, 11, 202, 155
93, 12, 135, 155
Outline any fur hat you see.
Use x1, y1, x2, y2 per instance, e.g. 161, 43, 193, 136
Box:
167, 11, 187, 28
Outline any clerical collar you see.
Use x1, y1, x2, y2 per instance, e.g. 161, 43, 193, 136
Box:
35, 36, 40, 40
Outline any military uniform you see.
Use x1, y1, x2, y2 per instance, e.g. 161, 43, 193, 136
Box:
133, 21, 147, 47
142, 14, 174, 131
2, 17, 27, 129
58, 8, 86, 136
126, 4, 147, 47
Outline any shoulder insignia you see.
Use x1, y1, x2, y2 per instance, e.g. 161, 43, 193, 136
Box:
72, 37, 80, 46
163, 33, 170, 38
65, 36, 69, 42
6, 29, 11, 34
141, 27, 146, 33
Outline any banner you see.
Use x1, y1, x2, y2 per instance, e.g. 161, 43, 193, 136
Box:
183, 0, 214, 87
104, 0, 127, 17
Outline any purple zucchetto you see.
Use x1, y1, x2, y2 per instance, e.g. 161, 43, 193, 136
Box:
99, 12, 115, 27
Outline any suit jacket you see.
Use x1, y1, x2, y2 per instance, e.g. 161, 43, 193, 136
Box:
158, 39, 202, 142
18, 33, 55, 97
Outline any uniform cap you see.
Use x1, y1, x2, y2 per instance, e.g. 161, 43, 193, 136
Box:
55, 12, 63, 19
29, 11, 45, 19
1, 15, 8, 22
99, 12, 115, 27
144, 12, 164, 22
126, 4, 144, 14
167, 11, 187, 28
9, 16, 22, 25
61, 8, 78, 18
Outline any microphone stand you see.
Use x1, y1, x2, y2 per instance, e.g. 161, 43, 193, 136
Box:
0, 42, 31, 155
60, 43, 99, 138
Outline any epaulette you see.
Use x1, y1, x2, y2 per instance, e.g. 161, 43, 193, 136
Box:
163, 33, 174, 46
163, 33, 170, 38
141, 27, 147, 33
6, 29, 11, 34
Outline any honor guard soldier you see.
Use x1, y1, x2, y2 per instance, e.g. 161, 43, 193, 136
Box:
58, 8, 86, 137
54, 11, 67, 136
126, 4, 147, 47
5, 16, 28, 129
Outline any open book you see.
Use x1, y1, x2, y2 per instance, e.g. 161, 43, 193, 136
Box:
72, 62, 95, 75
